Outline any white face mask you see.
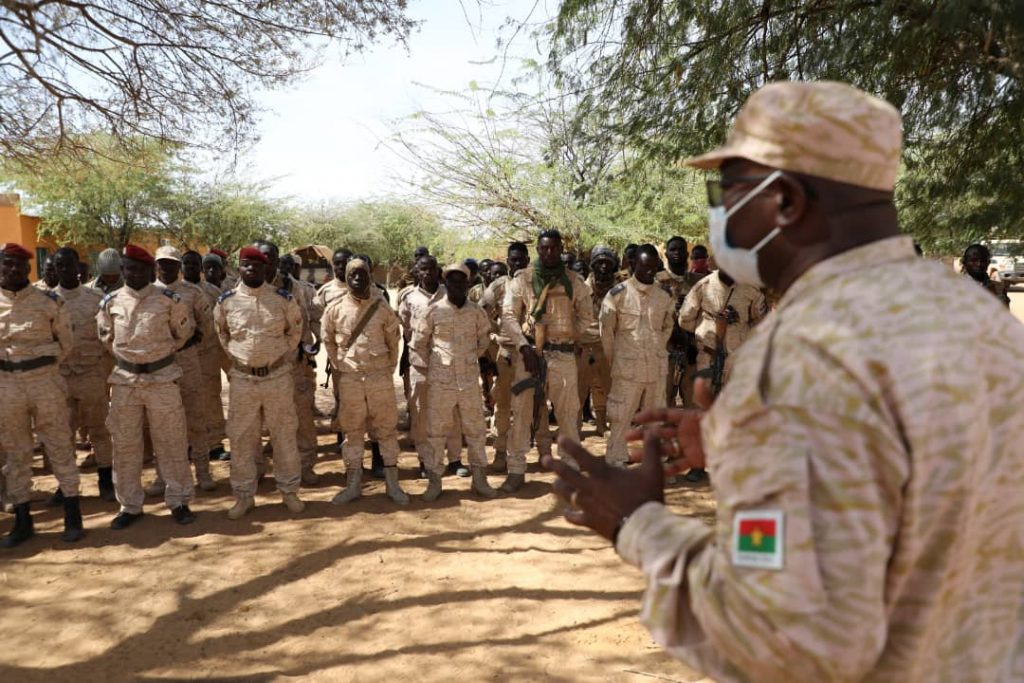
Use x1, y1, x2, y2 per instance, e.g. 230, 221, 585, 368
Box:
708, 170, 783, 287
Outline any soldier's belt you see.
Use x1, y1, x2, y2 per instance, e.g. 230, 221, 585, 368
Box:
542, 342, 576, 354
115, 354, 175, 374
234, 353, 289, 378
0, 356, 57, 372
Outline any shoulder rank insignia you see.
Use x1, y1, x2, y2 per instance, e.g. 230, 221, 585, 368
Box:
42, 289, 60, 302
276, 287, 293, 300
217, 289, 236, 304
609, 283, 626, 296
100, 292, 115, 308
161, 288, 181, 302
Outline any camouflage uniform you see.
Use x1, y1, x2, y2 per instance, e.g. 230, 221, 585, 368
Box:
195, 279, 228, 449
501, 267, 594, 473
215, 282, 304, 498
322, 289, 402, 472
480, 275, 517, 456
97, 284, 195, 514
577, 275, 614, 432
656, 269, 706, 407
411, 297, 492, 474
312, 278, 349, 429
56, 283, 112, 467
600, 276, 674, 465
678, 272, 766, 380
272, 272, 319, 475
0, 286, 79, 504
617, 237, 1024, 683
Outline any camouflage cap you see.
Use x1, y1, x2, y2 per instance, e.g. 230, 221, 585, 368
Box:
685, 81, 902, 191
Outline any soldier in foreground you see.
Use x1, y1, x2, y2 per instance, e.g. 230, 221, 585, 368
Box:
323, 258, 409, 505
0, 243, 82, 546
97, 245, 196, 529
411, 263, 497, 501
546, 81, 1024, 683
215, 247, 306, 519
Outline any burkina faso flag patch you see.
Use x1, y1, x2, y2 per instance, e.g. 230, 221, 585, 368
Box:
731, 510, 784, 570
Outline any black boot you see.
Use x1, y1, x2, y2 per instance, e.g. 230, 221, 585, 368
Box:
97, 467, 116, 502
370, 442, 385, 478
62, 496, 84, 543
46, 487, 65, 507
2, 502, 34, 548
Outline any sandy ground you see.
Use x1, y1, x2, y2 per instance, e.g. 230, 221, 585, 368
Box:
0, 355, 715, 683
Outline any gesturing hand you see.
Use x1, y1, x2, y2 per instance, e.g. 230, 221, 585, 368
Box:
625, 407, 707, 478
542, 433, 665, 543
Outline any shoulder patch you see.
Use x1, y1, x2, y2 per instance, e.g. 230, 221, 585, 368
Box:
161, 288, 181, 302
732, 510, 784, 570
609, 283, 626, 296
217, 289, 236, 303
276, 287, 293, 300
42, 289, 60, 302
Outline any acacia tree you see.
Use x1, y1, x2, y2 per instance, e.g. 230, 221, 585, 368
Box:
0, 1, 413, 160
550, 1, 1024, 251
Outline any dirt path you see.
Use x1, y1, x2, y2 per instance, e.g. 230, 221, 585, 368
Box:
0, 379, 714, 683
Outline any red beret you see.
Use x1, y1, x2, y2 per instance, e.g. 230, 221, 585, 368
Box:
238, 246, 269, 264
122, 244, 155, 266
1, 243, 32, 259
209, 248, 229, 260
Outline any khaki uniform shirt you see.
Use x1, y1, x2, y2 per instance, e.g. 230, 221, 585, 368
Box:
411, 298, 490, 390
0, 285, 72, 364
97, 284, 193, 384
323, 289, 400, 375
397, 285, 445, 343
616, 237, 1024, 683
271, 273, 315, 346
56, 284, 106, 374
481, 275, 513, 348
214, 283, 303, 380
468, 281, 485, 304
678, 272, 766, 353
501, 267, 593, 348
153, 279, 210, 352
194, 280, 224, 353
600, 277, 674, 383
582, 275, 616, 345
312, 278, 348, 322
87, 275, 124, 295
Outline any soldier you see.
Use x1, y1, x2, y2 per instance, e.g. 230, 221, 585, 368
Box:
96, 244, 196, 528
465, 258, 485, 303
281, 253, 317, 302
600, 244, 674, 466
211, 248, 238, 290
215, 247, 307, 519
411, 263, 498, 501
186, 250, 229, 462
478, 258, 496, 287
396, 245, 429, 290
53, 247, 114, 502
256, 240, 320, 486
150, 246, 217, 492
34, 255, 59, 290
657, 236, 707, 407
0, 243, 82, 546
313, 248, 351, 443
576, 246, 617, 434
88, 248, 125, 294
570, 258, 590, 280
480, 245, 528, 474
501, 230, 594, 491
962, 243, 1011, 306
323, 257, 409, 505
203, 252, 227, 290
689, 244, 710, 275
398, 254, 465, 477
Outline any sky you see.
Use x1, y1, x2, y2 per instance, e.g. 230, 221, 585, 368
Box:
238, 0, 554, 204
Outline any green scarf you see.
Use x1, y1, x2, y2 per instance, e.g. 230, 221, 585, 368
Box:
531, 264, 573, 320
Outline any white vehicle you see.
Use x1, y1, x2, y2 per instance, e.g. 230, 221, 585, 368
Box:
985, 240, 1024, 286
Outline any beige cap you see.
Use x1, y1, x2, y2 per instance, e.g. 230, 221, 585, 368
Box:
684, 81, 903, 191
442, 262, 470, 278
154, 245, 182, 263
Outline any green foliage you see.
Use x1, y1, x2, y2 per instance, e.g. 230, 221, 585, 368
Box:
173, 180, 291, 252
550, 0, 1024, 253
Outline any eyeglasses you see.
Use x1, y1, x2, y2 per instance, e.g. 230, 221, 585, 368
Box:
705, 175, 778, 208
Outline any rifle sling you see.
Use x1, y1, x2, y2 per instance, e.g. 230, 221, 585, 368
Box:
344, 299, 383, 351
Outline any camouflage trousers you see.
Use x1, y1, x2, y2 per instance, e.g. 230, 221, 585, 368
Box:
293, 360, 317, 468
176, 347, 209, 469
65, 367, 113, 467
576, 342, 611, 430
408, 365, 462, 465
508, 348, 577, 474
425, 378, 487, 476
0, 366, 80, 504
108, 380, 194, 513
336, 369, 401, 472
491, 347, 514, 453
199, 344, 228, 449
606, 374, 666, 466
226, 368, 300, 496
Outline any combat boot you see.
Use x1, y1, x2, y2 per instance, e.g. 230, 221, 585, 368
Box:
384, 467, 409, 505
282, 491, 305, 513
62, 496, 85, 543
369, 442, 385, 478
471, 467, 497, 499
499, 473, 525, 494
228, 495, 255, 520
489, 449, 507, 474
110, 510, 143, 530
97, 467, 116, 502
144, 476, 166, 497
421, 471, 443, 502
331, 467, 362, 505
170, 504, 196, 525
45, 488, 64, 507
301, 464, 319, 486
2, 502, 34, 548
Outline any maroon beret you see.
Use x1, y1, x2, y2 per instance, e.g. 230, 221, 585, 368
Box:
1, 243, 33, 260
122, 244, 155, 266
238, 246, 269, 264
210, 248, 229, 260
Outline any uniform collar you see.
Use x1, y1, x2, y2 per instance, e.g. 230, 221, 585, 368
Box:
238, 282, 265, 296
631, 275, 654, 293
